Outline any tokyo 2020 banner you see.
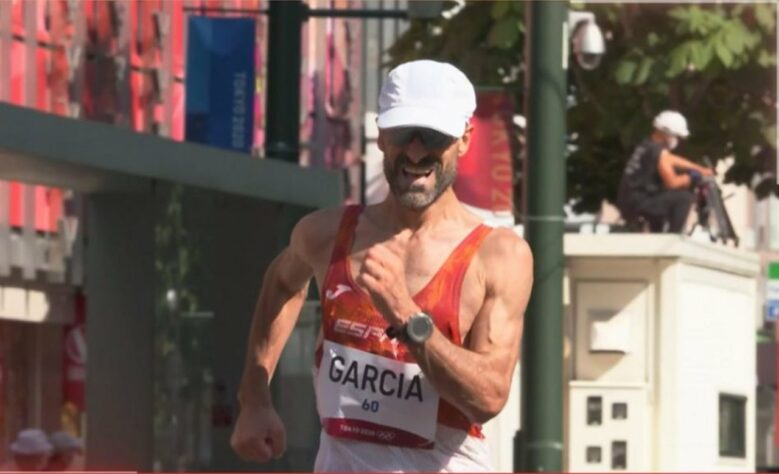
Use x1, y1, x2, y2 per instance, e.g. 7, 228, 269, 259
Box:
185, 17, 256, 153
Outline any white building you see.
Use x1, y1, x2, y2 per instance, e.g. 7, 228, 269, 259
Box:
485, 233, 760, 472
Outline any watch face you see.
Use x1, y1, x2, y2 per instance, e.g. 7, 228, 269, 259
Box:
408, 313, 433, 343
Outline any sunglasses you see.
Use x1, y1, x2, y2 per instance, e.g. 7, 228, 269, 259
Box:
384, 127, 458, 150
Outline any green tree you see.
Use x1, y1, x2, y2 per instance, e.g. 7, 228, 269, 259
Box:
388, 2, 777, 213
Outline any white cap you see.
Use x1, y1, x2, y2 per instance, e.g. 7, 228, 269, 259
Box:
653, 110, 689, 138
377, 60, 476, 138
49, 431, 84, 453
10, 428, 53, 455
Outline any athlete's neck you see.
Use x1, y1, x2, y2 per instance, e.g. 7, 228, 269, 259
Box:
379, 189, 466, 232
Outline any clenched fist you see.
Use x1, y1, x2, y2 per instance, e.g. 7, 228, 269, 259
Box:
230, 404, 286, 463
355, 240, 419, 328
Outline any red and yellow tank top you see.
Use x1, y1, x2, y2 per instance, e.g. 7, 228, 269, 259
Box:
314, 205, 492, 449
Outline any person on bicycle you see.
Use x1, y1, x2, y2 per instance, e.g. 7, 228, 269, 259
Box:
616, 110, 714, 233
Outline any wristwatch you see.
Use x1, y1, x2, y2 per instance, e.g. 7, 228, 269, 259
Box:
386, 312, 434, 344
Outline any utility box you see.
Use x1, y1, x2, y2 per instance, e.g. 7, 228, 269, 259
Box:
565, 234, 759, 472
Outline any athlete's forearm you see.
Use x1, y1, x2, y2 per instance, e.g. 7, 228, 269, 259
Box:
238, 257, 311, 409
406, 330, 511, 424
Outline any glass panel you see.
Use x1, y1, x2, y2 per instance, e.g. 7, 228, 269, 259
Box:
612, 402, 628, 420
154, 185, 214, 471
586, 446, 602, 464
152, 185, 318, 471
586, 396, 602, 425
612, 440, 627, 470
719, 393, 746, 458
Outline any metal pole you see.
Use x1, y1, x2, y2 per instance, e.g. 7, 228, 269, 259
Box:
521, 0, 567, 471
265, 0, 304, 162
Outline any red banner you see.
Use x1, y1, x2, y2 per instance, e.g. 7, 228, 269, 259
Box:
453, 90, 514, 213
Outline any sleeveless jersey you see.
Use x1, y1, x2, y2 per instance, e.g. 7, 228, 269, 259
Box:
312, 205, 494, 471
617, 138, 665, 218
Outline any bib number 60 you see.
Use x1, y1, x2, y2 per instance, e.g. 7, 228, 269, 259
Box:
361, 399, 379, 413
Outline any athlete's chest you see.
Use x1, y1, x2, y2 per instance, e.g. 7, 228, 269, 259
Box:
343, 232, 486, 333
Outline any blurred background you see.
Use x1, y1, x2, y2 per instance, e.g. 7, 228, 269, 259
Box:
0, 0, 775, 472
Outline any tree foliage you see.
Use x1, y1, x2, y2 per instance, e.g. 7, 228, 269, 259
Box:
388, 2, 777, 213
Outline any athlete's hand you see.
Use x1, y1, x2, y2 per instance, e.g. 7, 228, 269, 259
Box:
231, 404, 286, 463
356, 240, 419, 327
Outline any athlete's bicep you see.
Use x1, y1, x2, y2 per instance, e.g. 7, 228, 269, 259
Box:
268, 218, 317, 297
468, 233, 533, 371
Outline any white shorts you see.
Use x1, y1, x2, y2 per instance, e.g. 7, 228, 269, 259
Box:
313, 423, 492, 473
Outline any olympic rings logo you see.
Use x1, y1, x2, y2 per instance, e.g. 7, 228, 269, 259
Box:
377, 431, 396, 441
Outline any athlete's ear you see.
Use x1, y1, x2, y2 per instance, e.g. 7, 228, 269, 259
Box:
456, 122, 474, 157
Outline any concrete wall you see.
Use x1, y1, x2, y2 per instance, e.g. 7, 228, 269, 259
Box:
85, 192, 155, 470
562, 235, 759, 472
664, 263, 756, 471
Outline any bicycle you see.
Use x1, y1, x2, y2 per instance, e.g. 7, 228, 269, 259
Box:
687, 160, 739, 246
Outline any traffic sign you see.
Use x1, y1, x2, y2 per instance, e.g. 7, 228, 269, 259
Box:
766, 300, 779, 322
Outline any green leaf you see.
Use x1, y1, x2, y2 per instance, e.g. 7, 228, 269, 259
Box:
697, 41, 714, 69
764, 126, 777, 149
634, 57, 654, 85
758, 50, 776, 67
668, 7, 690, 22
754, 4, 776, 30
647, 32, 660, 47
491, 1, 510, 20
614, 60, 637, 84
724, 24, 746, 55
487, 16, 520, 49
714, 38, 734, 67
667, 47, 688, 77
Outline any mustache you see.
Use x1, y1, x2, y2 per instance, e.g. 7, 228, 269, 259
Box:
394, 154, 441, 169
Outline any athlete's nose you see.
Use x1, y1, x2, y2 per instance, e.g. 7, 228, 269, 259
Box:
403, 135, 428, 163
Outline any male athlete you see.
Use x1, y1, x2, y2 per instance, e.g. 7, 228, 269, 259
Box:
231, 60, 533, 472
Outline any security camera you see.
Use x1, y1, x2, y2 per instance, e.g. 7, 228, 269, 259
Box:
569, 12, 605, 70
575, 50, 603, 71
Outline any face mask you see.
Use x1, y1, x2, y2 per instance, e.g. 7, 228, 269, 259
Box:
667, 136, 679, 150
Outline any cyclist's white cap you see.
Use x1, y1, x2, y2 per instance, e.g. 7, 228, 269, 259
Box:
377, 60, 476, 138
653, 110, 690, 138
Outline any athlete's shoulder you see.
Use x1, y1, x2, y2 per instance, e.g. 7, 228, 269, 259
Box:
479, 226, 533, 272
292, 205, 358, 255
473, 226, 532, 300
296, 205, 354, 233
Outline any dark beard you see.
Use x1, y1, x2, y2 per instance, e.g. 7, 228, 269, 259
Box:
383, 154, 457, 209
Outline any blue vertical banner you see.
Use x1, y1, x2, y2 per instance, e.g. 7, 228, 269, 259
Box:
186, 17, 256, 153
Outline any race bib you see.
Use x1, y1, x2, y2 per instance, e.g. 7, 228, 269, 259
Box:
316, 340, 439, 446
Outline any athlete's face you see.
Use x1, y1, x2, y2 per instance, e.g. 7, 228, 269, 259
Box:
378, 125, 472, 210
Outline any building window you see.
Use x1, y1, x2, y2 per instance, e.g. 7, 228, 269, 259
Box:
586, 446, 601, 463
612, 402, 628, 420
586, 396, 602, 425
611, 440, 627, 470
719, 393, 747, 458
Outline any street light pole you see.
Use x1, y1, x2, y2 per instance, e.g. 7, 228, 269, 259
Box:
265, 0, 304, 162
521, 0, 567, 471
